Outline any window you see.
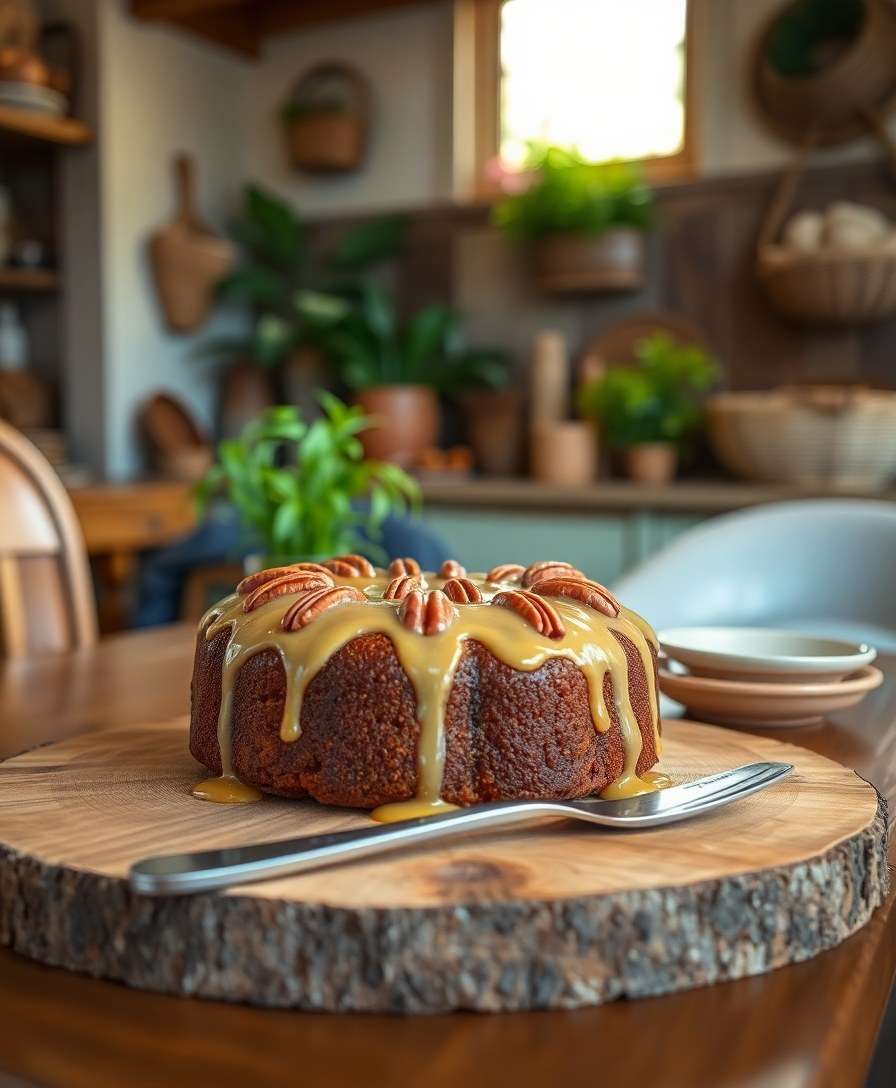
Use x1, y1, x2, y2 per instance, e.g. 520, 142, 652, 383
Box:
454, 0, 696, 195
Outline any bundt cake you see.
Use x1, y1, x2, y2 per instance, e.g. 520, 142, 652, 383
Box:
189, 556, 663, 821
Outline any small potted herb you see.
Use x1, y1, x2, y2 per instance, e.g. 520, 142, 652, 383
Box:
196, 396, 419, 568
577, 334, 719, 485
493, 147, 654, 294
281, 62, 369, 173
307, 283, 507, 467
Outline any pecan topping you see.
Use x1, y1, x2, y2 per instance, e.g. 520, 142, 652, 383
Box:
399, 589, 456, 635
242, 571, 334, 613
533, 576, 620, 618
485, 563, 525, 584
237, 562, 332, 597
281, 585, 366, 632
322, 554, 376, 577
521, 560, 585, 588
438, 559, 466, 579
441, 577, 483, 603
491, 589, 565, 639
383, 574, 422, 601
388, 556, 421, 577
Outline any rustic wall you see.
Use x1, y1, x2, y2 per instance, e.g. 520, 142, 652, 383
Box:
308, 157, 896, 391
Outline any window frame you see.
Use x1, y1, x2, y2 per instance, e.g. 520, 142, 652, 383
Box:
453, 0, 699, 200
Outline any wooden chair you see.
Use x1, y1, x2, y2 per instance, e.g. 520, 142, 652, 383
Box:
0, 420, 97, 656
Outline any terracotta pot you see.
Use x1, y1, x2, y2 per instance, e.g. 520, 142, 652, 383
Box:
530, 421, 597, 486
461, 388, 525, 476
355, 385, 439, 467
624, 443, 678, 485
217, 360, 274, 440
533, 229, 645, 294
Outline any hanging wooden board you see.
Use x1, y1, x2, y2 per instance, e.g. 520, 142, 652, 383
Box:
0, 718, 887, 1013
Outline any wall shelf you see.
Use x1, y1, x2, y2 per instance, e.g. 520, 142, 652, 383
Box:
0, 268, 59, 292
0, 105, 91, 147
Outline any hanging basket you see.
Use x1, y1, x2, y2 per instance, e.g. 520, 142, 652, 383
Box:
752, 0, 896, 148
282, 62, 369, 174
755, 130, 896, 326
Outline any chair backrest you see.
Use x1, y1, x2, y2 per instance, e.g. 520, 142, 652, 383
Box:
0, 420, 97, 657
611, 500, 896, 647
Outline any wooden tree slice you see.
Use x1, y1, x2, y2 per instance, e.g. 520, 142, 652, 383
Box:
0, 719, 887, 1013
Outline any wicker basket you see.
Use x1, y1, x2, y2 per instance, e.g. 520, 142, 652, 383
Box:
282, 62, 369, 174
755, 130, 896, 325
707, 387, 896, 489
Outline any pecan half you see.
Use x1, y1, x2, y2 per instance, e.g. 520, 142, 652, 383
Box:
485, 563, 525, 584
388, 556, 421, 577
441, 577, 483, 603
438, 559, 466, 579
383, 574, 422, 601
322, 554, 376, 578
491, 589, 565, 639
243, 571, 334, 613
399, 589, 456, 635
237, 562, 332, 597
533, 576, 620, 618
281, 585, 366, 632
521, 560, 585, 588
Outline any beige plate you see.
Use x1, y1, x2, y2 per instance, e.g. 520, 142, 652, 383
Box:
658, 664, 883, 728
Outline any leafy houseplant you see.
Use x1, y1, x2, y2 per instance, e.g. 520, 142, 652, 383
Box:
306, 282, 509, 466
196, 395, 419, 567
200, 185, 403, 437
578, 334, 719, 485
493, 146, 654, 294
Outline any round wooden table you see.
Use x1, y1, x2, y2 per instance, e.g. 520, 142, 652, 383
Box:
0, 624, 894, 1088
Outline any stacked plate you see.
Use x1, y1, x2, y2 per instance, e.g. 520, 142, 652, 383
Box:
657, 627, 882, 728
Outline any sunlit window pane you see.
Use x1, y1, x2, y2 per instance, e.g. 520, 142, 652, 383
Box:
499, 0, 688, 167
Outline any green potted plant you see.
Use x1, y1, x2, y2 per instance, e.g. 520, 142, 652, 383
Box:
493, 146, 654, 294
196, 395, 419, 568
199, 185, 404, 436
577, 333, 719, 485
306, 283, 508, 467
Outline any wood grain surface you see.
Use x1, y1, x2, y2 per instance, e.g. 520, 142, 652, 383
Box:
0, 626, 894, 1084
0, 712, 887, 1012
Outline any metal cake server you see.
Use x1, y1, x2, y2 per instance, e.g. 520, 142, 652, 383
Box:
130, 761, 792, 896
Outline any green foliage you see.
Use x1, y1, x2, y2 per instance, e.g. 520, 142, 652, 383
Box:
493, 146, 654, 242
195, 396, 420, 566
280, 96, 349, 123
304, 282, 511, 393
578, 334, 719, 449
767, 0, 863, 77
203, 185, 405, 369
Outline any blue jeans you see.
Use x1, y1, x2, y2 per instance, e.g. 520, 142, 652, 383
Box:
134, 505, 452, 627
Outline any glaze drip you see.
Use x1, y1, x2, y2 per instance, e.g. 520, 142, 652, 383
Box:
196, 569, 662, 819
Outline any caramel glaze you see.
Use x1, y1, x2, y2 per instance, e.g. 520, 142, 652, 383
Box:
196, 571, 662, 821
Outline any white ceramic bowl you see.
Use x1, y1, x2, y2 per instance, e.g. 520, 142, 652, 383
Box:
658, 626, 877, 683
658, 664, 883, 728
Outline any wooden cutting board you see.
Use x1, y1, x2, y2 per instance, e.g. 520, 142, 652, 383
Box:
0, 718, 887, 1014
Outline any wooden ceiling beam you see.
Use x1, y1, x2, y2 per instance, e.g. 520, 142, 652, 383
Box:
259, 0, 429, 36
130, 0, 247, 20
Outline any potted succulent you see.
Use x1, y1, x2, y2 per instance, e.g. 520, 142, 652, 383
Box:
493, 146, 654, 294
195, 395, 419, 568
577, 334, 719, 485
199, 185, 404, 435
307, 283, 508, 467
